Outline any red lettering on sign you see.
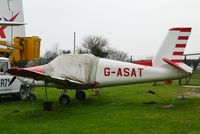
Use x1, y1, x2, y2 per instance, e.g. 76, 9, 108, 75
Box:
104, 68, 110, 76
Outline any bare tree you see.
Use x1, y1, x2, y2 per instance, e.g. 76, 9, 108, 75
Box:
52, 43, 59, 55
78, 35, 128, 61
76, 47, 88, 54
78, 35, 111, 58
108, 48, 128, 61
41, 43, 71, 64
62, 50, 71, 54
43, 43, 60, 63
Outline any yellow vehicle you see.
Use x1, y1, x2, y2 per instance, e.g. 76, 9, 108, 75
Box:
0, 36, 41, 66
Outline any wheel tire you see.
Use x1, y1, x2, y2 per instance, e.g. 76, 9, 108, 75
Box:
18, 86, 28, 100
59, 95, 70, 105
75, 91, 86, 101
28, 94, 36, 101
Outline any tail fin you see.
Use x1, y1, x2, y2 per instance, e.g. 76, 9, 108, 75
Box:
0, 0, 25, 42
153, 27, 192, 67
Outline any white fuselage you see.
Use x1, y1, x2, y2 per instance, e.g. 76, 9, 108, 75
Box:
96, 58, 186, 87
14, 54, 189, 89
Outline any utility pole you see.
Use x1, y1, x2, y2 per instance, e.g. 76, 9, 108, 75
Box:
74, 32, 76, 54
11, 11, 13, 45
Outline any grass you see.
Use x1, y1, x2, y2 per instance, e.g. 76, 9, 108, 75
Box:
189, 70, 200, 85
0, 81, 200, 134
179, 70, 200, 85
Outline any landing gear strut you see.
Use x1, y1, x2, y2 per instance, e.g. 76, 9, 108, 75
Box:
42, 82, 53, 111
75, 90, 86, 101
59, 89, 70, 105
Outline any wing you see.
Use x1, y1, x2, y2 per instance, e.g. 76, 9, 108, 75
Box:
7, 68, 90, 89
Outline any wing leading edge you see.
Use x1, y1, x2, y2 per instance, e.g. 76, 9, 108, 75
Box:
7, 68, 90, 89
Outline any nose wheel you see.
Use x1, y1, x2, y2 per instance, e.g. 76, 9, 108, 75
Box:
75, 90, 86, 101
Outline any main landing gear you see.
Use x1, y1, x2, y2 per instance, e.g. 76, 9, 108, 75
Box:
28, 93, 36, 101
59, 90, 86, 105
59, 90, 70, 105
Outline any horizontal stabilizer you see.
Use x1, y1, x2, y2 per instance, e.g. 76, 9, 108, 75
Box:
0, 22, 26, 26
163, 58, 193, 73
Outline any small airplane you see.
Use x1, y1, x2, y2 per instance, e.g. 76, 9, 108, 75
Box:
7, 27, 193, 105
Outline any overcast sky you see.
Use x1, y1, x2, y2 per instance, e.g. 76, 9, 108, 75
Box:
23, 0, 200, 57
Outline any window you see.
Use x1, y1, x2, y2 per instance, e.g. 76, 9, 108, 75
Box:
0, 61, 8, 74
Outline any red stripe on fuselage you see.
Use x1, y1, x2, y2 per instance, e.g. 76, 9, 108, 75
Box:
133, 60, 152, 67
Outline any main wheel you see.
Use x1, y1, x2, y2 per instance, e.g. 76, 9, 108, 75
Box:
59, 95, 70, 105
18, 86, 28, 100
75, 91, 86, 101
28, 93, 36, 101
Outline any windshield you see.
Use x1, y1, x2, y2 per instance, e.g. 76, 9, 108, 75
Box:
0, 61, 8, 74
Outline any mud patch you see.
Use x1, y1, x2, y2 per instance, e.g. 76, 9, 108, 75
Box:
180, 88, 200, 98
184, 92, 200, 98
